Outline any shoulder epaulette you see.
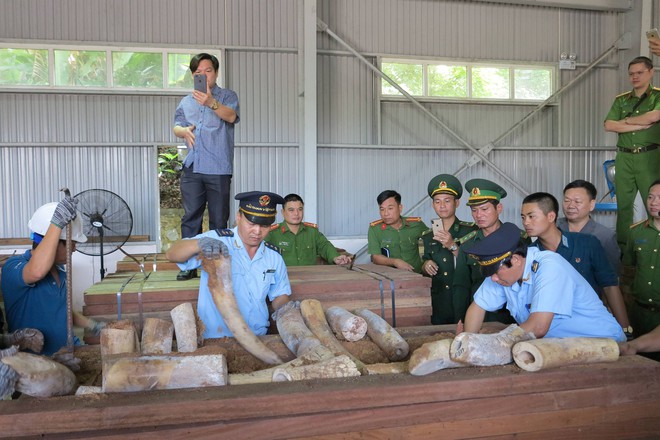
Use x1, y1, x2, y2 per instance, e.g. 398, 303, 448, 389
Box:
264, 242, 281, 254
406, 216, 423, 222
459, 220, 476, 227
654, 86, 660, 91
456, 230, 478, 245
629, 219, 647, 229
422, 228, 433, 236
215, 228, 234, 237
303, 221, 318, 228
616, 90, 632, 98
269, 223, 280, 231
370, 219, 384, 227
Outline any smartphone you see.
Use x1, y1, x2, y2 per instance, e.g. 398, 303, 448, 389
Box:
193, 74, 207, 93
431, 218, 444, 235
380, 247, 390, 257
647, 28, 660, 40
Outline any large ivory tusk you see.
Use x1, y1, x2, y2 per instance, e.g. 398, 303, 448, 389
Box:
1, 353, 77, 398
202, 255, 283, 365
271, 354, 361, 382
276, 301, 322, 356
325, 306, 368, 342
353, 308, 409, 361
512, 337, 620, 372
408, 339, 467, 376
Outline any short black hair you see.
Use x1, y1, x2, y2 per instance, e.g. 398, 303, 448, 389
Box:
522, 192, 559, 218
190, 53, 219, 73
283, 193, 304, 206
650, 179, 660, 191
563, 179, 597, 200
377, 190, 401, 206
629, 56, 654, 70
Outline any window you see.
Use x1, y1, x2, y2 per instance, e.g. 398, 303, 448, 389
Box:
381, 58, 555, 102
0, 45, 221, 91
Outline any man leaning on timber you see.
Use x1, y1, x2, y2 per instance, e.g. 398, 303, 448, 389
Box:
421, 174, 477, 324
604, 56, 660, 250
166, 191, 291, 339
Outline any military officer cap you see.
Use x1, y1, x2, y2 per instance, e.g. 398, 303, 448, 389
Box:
466, 222, 523, 277
465, 178, 507, 206
427, 174, 463, 199
235, 191, 285, 225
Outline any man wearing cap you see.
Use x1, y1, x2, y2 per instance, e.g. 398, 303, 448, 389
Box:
166, 191, 291, 338
265, 194, 352, 266
624, 179, 660, 360
1, 197, 104, 356
604, 56, 660, 249
421, 174, 477, 324
453, 178, 526, 324
521, 192, 630, 331
462, 222, 626, 343
368, 190, 428, 273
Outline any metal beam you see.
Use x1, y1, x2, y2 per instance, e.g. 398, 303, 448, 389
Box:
464, 0, 632, 12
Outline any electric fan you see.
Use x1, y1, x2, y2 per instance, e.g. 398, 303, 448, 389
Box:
74, 189, 133, 280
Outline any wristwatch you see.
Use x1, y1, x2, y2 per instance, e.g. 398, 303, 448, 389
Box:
210, 100, 219, 110
449, 243, 458, 252
623, 326, 634, 340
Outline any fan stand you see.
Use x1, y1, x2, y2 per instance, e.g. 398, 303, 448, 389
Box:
90, 213, 106, 280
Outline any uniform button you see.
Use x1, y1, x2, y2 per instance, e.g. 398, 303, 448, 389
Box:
443, 272, 448, 276
651, 266, 655, 269
443, 258, 447, 262
445, 285, 450, 289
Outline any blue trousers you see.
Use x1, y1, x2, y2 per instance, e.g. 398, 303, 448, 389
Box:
180, 165, 232, 238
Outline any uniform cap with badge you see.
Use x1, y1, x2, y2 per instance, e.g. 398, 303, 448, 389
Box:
464, 178, 507, 206
427, 174, 463, 199
236, 191, 285, 225
466, 222, 524, 277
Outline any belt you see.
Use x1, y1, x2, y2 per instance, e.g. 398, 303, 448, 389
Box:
634, 299, 660, 312
617, 144, 659, 154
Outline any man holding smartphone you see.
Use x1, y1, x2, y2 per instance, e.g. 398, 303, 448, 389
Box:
421, 174, 477, 324
173, 53, 240, 281
604, 56, 660, 251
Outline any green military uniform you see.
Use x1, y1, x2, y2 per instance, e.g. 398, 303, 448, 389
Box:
422, 219, 476, 324
605, 85, 660, 248
368, 216, 428, 273
452, 179, 523, 323
421, 173, 478, 324
623, 219, 660, 358
265, 221, 340, 266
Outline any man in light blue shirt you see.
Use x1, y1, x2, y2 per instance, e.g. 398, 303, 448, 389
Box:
463, 223, 625, 342
166, 191, 291, 338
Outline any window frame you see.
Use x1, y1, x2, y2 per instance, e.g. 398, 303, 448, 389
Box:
0, 42, 223, 95
380, 57, 557, 105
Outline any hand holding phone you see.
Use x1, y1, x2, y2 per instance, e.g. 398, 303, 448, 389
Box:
647, 28, 660, 40
431, 218, 444, 235
194, 74, 207, 93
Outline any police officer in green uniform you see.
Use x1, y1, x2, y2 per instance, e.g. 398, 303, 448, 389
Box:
624, 180, 660, 361
368, 190, 428, 273
604, 56, 660, 250
421, 174, 477, 324
453, 179, 528, 324
265, 194, 352, 266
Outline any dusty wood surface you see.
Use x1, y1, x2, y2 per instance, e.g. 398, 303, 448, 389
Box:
0, 354, 658, 439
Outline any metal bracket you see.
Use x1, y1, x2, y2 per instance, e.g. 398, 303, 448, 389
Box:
465, 143, 495, 167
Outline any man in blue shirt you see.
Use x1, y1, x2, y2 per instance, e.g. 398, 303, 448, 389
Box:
520, 192, 630, 332
173, 53, 240, 281
166, 191, 291, 339
462, 222, 626, 343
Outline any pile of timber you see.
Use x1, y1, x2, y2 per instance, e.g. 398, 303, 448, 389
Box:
83, 255, 431, 330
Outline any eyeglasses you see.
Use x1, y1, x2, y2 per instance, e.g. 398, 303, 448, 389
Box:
628, 69, 650, 77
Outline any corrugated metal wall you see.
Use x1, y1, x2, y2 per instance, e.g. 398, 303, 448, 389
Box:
0, 0, 640, 241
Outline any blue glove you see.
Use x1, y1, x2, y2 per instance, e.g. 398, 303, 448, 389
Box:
51, 196, 78, 229
198, 237, 229, 259
86, 320, 107, 336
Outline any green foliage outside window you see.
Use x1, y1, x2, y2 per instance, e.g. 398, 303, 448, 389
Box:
54, 50, 107, 87
0, 48, 48, 85
113, 52, 163, 88
514, 68, 551, 100
428, 64, 467, 97
382, 62, 423, 96
168, 53, 194, 88
472, 67, 509, 99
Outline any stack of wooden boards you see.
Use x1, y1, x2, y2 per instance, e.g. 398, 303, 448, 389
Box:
83, 254, 431, 330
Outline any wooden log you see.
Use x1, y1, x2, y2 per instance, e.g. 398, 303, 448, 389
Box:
408, 339, 468, 376
363, 362, 409, 375
275, 302, 322, 356
300, 299, 366, 372
170, 303, 198, 353
353, 308, 409, 361
141, 318, 174, 354
271, 354, 361, 382
102, 353, 227, 392
512, 337, 620, 372
325, 306, 367, 342
0, 353, 77, 398
228, 344, 334, 385
100, 328, 139, 358
202, 256, 283, 365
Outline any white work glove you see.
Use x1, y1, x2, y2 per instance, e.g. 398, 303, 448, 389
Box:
51, 196, 78, 229
0, 328, 44, 352
450, 324, 535, 366
86, 320, 107, 337
198, 237, 228, 259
